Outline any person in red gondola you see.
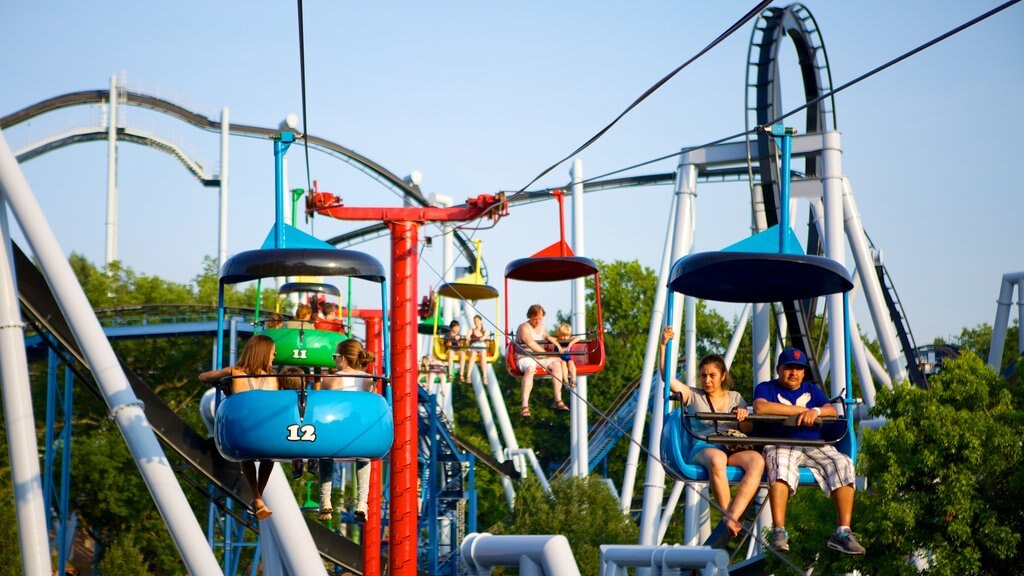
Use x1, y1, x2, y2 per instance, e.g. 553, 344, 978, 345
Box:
514, 304, 567, 417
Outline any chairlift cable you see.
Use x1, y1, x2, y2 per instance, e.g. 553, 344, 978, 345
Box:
296, 0, 314, 205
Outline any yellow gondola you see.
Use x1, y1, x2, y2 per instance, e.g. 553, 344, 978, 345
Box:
430, 239, 500, 363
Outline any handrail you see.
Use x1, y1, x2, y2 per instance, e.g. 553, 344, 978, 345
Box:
678, 410, 847, 447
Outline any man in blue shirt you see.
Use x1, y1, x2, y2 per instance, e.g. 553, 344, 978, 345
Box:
754, 348, 865, 555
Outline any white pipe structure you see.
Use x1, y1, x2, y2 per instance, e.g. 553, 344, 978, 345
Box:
655, 481, 685, 543
218, 107, 230, 269
104, 74, 118, 265
988, 271, 1024, 372
821, 132, 848, 399
468, 357, 516, 509
461, 533, 581, 576
570, 158, 589, 477
432, 193, 457, 325
599, 544, 729, 576
843, 178, 906, 383
0, 130, 223, 574
483, 362, 527, 474
507, 448, 552, 495
618, 192, 678, 511
261, 466, 329, 576
809, 198, 878, 407
750, 184, 772, 388
0, 165, 51, 575
723, 304, 751, 369
639, 160, 697, 547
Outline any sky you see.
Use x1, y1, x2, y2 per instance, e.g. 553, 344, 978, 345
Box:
1, 1, 1022, 353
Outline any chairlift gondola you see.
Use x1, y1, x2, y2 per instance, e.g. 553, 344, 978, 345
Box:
659, 126, 858, 485
213, 246, 393, 462
431, 239, 501, 364
502, 190, 606, 379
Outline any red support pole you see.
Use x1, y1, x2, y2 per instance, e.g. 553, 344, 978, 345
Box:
387, 220, 419, 576
363, 315, 384, 576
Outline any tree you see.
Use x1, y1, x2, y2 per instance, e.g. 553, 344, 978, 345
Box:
96, 533, 149, 576
500, 476, 638, 576
767, 351, 1024, 575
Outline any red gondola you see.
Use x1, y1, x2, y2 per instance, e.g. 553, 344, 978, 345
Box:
503, 190, 606, 379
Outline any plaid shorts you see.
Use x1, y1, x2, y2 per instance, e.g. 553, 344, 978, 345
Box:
764, 444, 855, 495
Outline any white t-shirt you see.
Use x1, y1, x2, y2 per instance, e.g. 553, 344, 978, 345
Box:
324, 369, 373, 392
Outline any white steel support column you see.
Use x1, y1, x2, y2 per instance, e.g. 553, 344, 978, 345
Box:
842, 178, 905, 382
811, 198, 877, 405
433, 194, 456, 324
218, 108, 230, 268
638, 160, 696, 547
104, 75, 118, 265
570, 159, 588, 477
988, 272, 1024, 372
619, 193, 678, 512
750, 184, 771, 383
821, 132, 847, 398
0, 161, 51, 576
0, 130, 223, 575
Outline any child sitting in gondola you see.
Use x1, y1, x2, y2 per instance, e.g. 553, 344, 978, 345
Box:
443, 320, 468, 381
555, 323, 583, 389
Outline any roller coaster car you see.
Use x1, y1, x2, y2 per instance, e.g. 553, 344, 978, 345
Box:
213, 247, 392, 461
659, 247, 858, 485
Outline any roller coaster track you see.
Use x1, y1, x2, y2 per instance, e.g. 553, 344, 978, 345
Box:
12, 240, 367, 573
0, 89, 486, 278
744, 4, 924, 388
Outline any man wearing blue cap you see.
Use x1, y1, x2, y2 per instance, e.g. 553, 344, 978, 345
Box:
753, 347, 865, 555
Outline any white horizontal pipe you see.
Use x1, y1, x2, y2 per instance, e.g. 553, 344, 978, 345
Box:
462, 533, 581, 576
599, 544, 728, 576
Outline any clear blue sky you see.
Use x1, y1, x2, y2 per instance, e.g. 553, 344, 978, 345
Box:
1, 1, 1022, 349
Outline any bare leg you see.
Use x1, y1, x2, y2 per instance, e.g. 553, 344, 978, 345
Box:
256, 459, 274, 494
521, 366, 536, 410
568, 361, 577, 385
768, 481, 791, 529
725, 450, 765, 535
693, 448, 732, 513
466, 350, 478, 380
832, 485, 855, 527
242, 460, 272, 519
548, 361, 564, 403
458, 352, 467, 379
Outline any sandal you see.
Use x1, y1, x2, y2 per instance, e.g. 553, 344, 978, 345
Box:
317, 507, 333, 521
521, 406, 531, 418
552, 401, 570, 412
252, 501, 273, 521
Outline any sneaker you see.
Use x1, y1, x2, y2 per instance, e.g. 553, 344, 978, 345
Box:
770, 528, 789, 551
828, 529, 866, 555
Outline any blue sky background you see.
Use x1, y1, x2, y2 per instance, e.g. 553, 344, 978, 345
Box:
1, 1, 1022, 350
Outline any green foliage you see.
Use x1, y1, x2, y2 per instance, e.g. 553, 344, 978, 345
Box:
855, 351, 1023, 575
96, 533, 149, 576
499, 476, 638, 576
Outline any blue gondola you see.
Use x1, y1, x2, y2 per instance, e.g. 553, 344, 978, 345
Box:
213, 245, 393, 462
659, 126, 858, 485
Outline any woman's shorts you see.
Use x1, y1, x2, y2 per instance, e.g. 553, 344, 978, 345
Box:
517, 356, 556, 372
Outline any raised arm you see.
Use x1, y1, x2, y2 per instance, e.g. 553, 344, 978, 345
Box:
658, 326, 690, 401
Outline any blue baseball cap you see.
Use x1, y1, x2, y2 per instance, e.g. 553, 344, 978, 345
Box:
777, 347, 809, 367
